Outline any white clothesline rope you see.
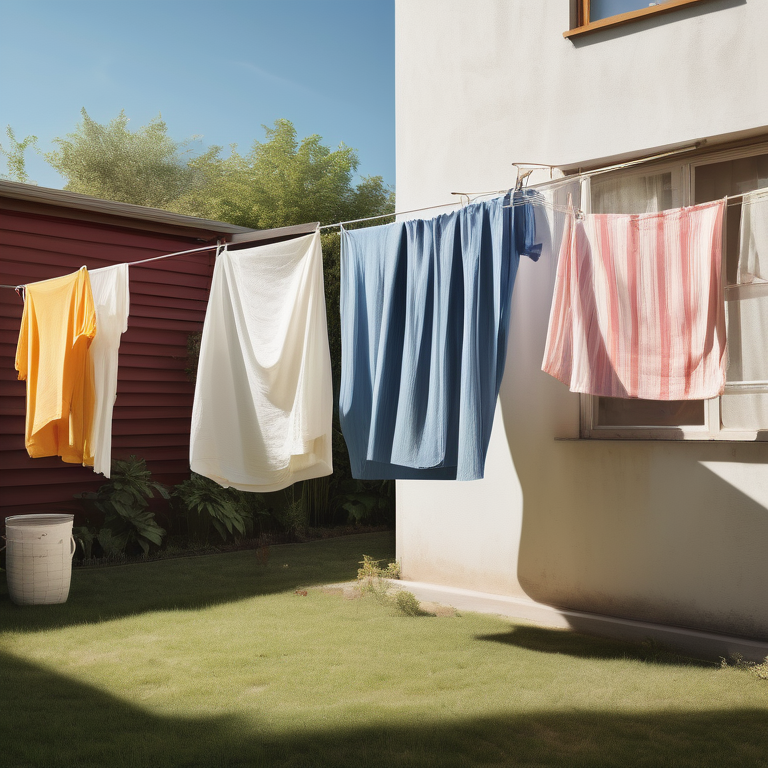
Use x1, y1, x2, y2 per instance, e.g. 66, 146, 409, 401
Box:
3, 177, 768, 292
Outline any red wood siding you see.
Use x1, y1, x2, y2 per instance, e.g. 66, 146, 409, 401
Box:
0, 207, 217, 518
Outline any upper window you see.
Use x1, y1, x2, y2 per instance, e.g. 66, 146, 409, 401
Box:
581, 142, 768, 441
565, 0, 713, 39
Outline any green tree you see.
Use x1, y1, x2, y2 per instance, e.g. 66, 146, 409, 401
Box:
175, 118, 392, 228
43, 111, 394, 229
0, 126, 38, 183
45, 108, 199, 208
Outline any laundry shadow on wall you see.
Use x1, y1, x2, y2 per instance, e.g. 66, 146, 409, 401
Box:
1, 649, 766, 768
497, 186, 768, 641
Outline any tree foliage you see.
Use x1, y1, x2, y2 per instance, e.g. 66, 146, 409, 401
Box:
0, 126, 38, 183
43, 111, 393, 229
176, 119, 393, 228
45, 109, 200, 209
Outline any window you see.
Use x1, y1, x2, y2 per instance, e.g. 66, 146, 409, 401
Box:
581, 142, 768, 441
565, 0, 713, 39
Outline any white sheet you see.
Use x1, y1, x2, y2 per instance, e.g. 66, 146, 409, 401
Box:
190, 231, 333, 491
88, 263, 130, 478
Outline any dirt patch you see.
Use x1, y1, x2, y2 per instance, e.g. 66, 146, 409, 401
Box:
418, 601, 458, 618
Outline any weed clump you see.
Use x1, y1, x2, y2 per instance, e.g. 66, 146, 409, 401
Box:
356, 555, 431, 616
721, 654, 768, 680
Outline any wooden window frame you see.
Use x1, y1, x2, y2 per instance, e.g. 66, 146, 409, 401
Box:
565, 0, 713, 40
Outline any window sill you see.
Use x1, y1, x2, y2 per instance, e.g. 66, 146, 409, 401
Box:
564, 0, 712, 40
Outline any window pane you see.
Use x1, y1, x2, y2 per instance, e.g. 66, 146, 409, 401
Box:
694, 154, 768, 284
597, 398, 705, 427
721, 394, 768, 431
591, 171, 676, 213
589, 169, 702, 429
725, 287, 768, 384
697, 154, 768, 435
590, 0, 671, 22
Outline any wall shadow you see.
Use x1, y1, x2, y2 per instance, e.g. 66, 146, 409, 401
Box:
1, 649, 765, 768
475, 624, 714, 667
0, 531, 395, 635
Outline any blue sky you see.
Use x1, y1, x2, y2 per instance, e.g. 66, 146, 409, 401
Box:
0, 0, 395, 190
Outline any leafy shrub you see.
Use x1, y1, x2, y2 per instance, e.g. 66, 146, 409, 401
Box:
172, 473, 252, 544
72, 525, 95, 560
96, 529, 127, 560
88, 456, 168, 556
274, 499, 308, 539
338, 479, 395, 526
393, 590, 425, 617
357, 554, 401, 581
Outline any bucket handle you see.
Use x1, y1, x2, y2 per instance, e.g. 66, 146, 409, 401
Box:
70, 535, 76, 558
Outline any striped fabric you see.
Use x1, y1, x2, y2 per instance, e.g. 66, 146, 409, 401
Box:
542, 199, 726, 400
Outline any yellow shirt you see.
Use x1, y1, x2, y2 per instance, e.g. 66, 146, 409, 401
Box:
15, 267, 97, 465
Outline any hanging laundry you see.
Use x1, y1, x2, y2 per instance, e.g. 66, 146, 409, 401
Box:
190, 231, 333, 492
339, 191, 541, 481
15, 266, 97, 464
737, 188, 768, 284
88, 263, 130, 478
542, 199, 726, 400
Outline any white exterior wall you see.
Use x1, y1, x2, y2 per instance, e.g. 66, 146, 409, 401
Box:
395, 0, 768, 639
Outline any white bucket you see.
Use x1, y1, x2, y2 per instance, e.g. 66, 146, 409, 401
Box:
4, 514, 76, 605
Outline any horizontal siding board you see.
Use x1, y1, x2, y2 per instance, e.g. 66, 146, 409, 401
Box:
0, 466, 104, 488
128, 304, 206, 324
119, 341, 190, 359
117, 380, 195, 395
128, 315, 204, 333
117, 354, 188, 371
111, 418, 193, 436
112, 432, 190, 448
2, 249, 214, 282
2, 482, 104, 507
111, 405, 192, 420
115, 393, 194, 407
0, 226, 210, 260
117, 367, 190, 382
127, 280, 211, 303
0, 203, 216, 516
0, 208, 221, 251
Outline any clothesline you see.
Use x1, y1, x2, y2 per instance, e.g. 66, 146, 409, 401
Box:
2, 184, 768, 293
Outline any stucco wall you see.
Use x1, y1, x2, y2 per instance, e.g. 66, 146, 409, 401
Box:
395, 0, 768, 638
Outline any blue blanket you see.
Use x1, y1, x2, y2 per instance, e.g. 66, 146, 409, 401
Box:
339, 191, 540, 481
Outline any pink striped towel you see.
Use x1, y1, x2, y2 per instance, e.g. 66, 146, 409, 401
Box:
542, 199, 726, 400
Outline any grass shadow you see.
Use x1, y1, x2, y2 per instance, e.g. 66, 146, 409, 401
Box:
476, 624, 716, 667
0, 530, 395, 634
0, 649, 765, 768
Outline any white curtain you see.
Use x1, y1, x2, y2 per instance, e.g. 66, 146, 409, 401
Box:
590, 172, 672, 215
737, 189, 768, 285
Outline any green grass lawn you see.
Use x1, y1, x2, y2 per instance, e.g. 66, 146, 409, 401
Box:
0, 531, 766, 768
